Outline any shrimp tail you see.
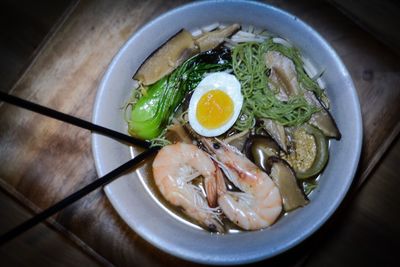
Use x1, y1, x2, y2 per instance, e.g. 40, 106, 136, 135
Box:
215, 166, 227, 196
204, 161, 220, 208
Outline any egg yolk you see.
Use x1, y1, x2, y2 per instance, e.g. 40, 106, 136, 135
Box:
196, 90, 234, 129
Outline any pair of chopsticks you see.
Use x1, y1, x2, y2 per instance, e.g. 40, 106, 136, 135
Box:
0, 91, 159, 245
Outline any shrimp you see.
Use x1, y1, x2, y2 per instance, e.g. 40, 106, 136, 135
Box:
152, 143, 223, 232
202, 138, 283, 230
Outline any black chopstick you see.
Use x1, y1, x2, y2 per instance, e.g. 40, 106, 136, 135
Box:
0, 91, 150, 148
0, 146, 159, 245
0, 91, 157, 244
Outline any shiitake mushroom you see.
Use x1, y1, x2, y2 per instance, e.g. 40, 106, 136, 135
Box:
268, 157, 309, 211
134, 29, 199, 86
244, 134, 309, 211
244, 134, 280, 173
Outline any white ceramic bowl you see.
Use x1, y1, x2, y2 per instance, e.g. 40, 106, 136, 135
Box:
92, 1, 362, 265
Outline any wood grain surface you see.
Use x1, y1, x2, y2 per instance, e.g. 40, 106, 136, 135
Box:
1, 0, 400, 266
0, 189, 103, 266
0, 0, 76, 91
330, 0, 400, 56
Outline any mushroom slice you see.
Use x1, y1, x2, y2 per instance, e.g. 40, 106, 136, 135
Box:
223, 130, 250, 152
260, 118, 288, 152
195, 24, 240, 52
244, 135, 280, 173
265, 51, 300, 97
303, 91, 341, 139
134, 29, 199, 85
268, 68, 289, 101
268, 157, 308, 211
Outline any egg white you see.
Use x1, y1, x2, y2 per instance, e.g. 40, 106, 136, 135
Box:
188, 72, 243, 137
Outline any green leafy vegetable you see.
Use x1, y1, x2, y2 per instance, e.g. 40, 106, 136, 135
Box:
128, 49, 231, 140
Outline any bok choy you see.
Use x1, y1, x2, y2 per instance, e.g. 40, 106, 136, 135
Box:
128, 48, 231, 140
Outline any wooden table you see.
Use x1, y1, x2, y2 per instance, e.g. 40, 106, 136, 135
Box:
1, 0, 399, 266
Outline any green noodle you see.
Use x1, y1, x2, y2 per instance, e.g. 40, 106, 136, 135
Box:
266, 40, 324, 98
232, 40, 320, 131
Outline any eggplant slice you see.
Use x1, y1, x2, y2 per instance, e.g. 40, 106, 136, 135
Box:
283, 124, 329, 179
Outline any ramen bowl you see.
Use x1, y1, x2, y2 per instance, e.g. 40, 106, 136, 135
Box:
92, 0, 362, 264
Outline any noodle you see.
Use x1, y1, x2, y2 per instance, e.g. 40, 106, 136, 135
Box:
232, 40, 320, 131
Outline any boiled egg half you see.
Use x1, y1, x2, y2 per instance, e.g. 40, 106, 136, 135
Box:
188, 72, 243, 137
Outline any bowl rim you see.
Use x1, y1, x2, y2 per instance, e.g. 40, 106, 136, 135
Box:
92, 0, 363, 264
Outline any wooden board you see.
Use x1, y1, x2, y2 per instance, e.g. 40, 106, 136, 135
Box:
330, 0, 400, 56
0, 189, 104, 266
0, 0, 76, 91
1, 0, 400, 266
